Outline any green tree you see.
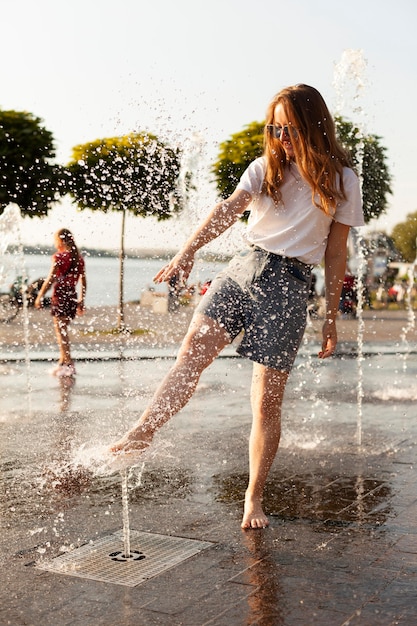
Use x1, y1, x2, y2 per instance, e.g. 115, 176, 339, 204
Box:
391, 211, 417, 262
211, 121, 264, 200
211, 117, 392, 225
67, 132, 183, 329
0, 110, 63, 217
335, 117, 392, 223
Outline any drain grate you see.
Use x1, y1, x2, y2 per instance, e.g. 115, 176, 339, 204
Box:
36, 530, 213, 587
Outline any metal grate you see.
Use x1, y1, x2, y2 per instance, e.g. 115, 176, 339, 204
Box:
36, 530, 213, 587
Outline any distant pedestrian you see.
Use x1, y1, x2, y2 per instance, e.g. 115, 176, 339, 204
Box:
35, 228, 86, 377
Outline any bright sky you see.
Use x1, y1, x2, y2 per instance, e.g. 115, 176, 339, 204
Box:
1, 0, 416, 253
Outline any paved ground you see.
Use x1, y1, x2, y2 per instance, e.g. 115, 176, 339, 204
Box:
0, 303, 416, 353
1, 307, 417, 625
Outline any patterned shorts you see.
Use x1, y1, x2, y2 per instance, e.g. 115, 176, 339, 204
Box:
196, 246, 312, 372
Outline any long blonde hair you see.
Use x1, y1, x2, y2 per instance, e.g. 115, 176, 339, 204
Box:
57, 228, 80, 272
263, 84, 353, 216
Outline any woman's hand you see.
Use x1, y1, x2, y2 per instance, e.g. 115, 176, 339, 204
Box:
320, 221, 349, 359
153, 249, 195, 286
34, 295, 43, 310
318, 319, 337, 359
153, 189, 251, 288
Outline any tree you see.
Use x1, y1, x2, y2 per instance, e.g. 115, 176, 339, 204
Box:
211, 121, 264, 200
391, 211, 417, 262
335, 117, 392, 224
67, 132, 183, 329
0, 110, 63, 217
211, 117, 392, 225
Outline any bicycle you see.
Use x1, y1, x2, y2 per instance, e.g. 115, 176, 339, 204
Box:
0, 276, 50, 323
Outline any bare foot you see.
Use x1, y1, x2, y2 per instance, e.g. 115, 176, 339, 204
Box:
107, 425, 154, 471
241, 493, 269, 529
110, 424, 154, 454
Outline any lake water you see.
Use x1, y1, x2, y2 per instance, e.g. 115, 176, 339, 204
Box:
0, 253, 227, 307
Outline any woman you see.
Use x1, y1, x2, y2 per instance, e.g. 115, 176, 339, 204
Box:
111, 84, 364, 529
35, 228, 87, 377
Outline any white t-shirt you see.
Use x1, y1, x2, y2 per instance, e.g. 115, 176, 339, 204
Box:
236, 157, 364, 265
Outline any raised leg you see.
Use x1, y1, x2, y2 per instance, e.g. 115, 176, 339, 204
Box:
242, 362, 289, 529
111, 314, 231, 454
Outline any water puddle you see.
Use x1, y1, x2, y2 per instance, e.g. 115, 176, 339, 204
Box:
214, 471, 393, 528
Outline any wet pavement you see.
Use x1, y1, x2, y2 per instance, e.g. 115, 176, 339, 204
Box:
1, 341, 417, 625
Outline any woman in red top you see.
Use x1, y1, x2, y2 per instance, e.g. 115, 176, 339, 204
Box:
35, 228, 87, 377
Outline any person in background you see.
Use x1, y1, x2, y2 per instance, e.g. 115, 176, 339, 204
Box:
111, 84, 364, 529
338, 272, 357, 317
35, 228, 86, 377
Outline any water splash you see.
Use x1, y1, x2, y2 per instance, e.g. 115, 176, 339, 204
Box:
177, 132, 209, 288
0, 205, 22, 279
400, 261, 416, 371
70, 439, 172, 476
372, 385, 417, 402
71, 443, 118, 475
333, 49, 368, 447
120, 469, 131, 558
333, 49, 368, 120
120, 463, 145, 559
43, 441, 148, 558
0, 203, 32, 411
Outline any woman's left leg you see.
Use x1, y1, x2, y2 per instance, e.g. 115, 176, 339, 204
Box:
242, 362, 289, 529
53, 316, 73, 365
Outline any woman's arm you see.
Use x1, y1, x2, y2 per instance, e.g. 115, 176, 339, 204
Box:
34, 262, 58, 309
77, 265, 87, 313
319, 221, 351, 359
154, 188, 252, 285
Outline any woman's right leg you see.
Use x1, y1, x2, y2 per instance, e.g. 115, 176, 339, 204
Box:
111, 313, 231, 454
242, 362, 289, 529
53, 316, 72, 365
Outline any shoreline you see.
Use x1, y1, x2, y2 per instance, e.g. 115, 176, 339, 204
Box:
0, 304, 415, 358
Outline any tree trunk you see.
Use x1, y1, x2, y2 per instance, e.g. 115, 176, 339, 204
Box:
117, 208, 126, 331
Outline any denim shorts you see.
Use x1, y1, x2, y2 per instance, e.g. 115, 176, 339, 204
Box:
195, 246, 312, 372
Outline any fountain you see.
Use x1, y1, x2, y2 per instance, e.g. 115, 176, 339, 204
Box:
400, 260, 417, 371
333, 49, 369, 447
0, 203, 32, 410
1, 55, 416, 623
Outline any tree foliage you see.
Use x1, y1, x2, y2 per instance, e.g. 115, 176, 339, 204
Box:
335, 117, 392, 223
211, 117, 392, 225
390, 211, 417, 262
67, 132, 184, 329
67, 132, 183, 219
0, 110, 63, 218
211, 121, 264, 199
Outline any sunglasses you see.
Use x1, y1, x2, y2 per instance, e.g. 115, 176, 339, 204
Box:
266, 124, 298, 140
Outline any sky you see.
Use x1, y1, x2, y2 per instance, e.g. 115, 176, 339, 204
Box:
1, 0, 416, 254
